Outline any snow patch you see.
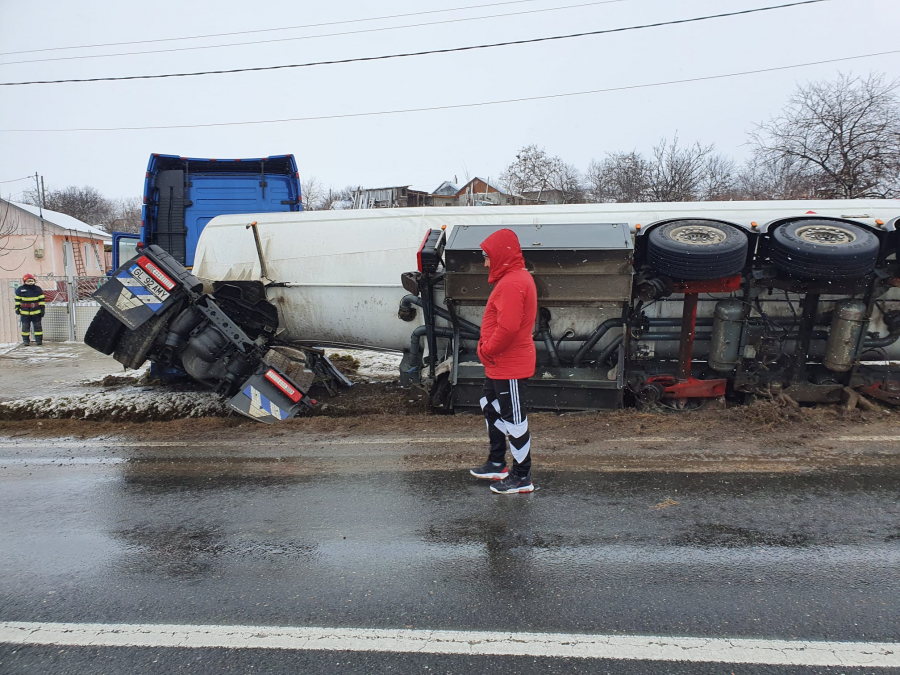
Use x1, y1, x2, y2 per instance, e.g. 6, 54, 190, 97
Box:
0, 345, 80, 364
325, 349, 401, 381
0, 390, 229, 422
81, 363, 150, 386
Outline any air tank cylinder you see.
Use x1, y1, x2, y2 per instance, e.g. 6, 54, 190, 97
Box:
709, 299, 745, 372
824, 299, 867, 372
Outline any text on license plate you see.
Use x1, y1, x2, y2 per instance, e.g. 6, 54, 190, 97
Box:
130, 265, 170, 301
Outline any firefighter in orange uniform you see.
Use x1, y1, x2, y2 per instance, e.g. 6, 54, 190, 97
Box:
15, 274, 45, 346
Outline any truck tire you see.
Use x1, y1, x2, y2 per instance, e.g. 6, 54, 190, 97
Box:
647, 220, 748, 280
770, 219, 879, 280
113, 303, 181, 370
84, 308, 124, 355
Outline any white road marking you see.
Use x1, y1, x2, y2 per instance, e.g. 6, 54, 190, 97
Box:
0, 435, 897, 452
0, 457, 126, 466
0, 622, 897, 667
0, 437, 697, 449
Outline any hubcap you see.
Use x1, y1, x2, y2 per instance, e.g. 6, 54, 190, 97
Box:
668, 225, 727, 246
795, 224, 856, 245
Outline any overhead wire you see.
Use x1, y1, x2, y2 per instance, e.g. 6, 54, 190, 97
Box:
0, 0, 547, 56
3, 48, 896, 133
0, 176, 34, 184
0, 0, 638, 66
0, 0, 831, 87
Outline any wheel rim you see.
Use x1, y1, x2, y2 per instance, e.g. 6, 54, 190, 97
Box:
667, 224, 727, 246
795, 224, 857, 246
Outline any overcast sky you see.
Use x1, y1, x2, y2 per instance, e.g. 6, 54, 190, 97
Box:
1, 0, 898, 200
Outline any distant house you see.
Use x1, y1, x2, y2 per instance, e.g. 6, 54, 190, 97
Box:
351, 177, 523, 208
352, 185, 431, 209
430, 181, 460, 207
0, 199, 112, 278
520, 189, 568, 205
455, 178, 520, 206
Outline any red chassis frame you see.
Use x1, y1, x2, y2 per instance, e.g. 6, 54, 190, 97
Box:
645, 274, 742, 400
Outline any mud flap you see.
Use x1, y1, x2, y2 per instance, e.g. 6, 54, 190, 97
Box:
229, 367, 313, 424
320, 353, 353, 387
93, 245, 202, 330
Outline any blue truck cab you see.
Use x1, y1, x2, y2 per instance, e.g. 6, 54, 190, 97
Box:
113, 153, 302, 269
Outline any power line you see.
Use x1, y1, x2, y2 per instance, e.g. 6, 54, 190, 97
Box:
0, 0, 544, 56
4, 49, 895, 133
0, 0, 634, 66
0, 0, 830, 87
0, 175, 34, 184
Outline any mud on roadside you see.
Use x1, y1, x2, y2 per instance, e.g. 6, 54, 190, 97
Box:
0, 380, 892, 444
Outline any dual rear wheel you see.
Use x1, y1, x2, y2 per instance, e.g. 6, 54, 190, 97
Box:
646, 218, 879, 281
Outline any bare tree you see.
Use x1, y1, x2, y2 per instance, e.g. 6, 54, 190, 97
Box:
585, 152, 649, 202
501, 145, 554, 198
750, 73, 900, 198
22, 184, 114, 225
320, 185, 357, 210
500, 145, 585, 203
300, 176, 327, 211
734, 154, 823, 200
699, 153, 737, 201
547, 161, 586, 204
645, 136, 717, 202
106, 197, 143, 233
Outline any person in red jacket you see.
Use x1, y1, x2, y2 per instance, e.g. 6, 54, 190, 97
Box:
469, 228, 538, 494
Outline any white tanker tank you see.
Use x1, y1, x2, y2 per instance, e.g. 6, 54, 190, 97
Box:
86, 200, 900, 421
192, 200, 900, 350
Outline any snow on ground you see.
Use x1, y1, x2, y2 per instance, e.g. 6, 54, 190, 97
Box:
325, 349, 402, 382
0, 390, 229, 422
0, 344, 401, 422
0, 344, 80, 364
80, 363, 150, 386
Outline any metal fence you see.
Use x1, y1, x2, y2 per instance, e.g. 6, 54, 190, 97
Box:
0, 276, 107, 344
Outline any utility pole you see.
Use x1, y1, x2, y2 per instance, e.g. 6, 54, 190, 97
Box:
40, 176, 47, 209
33, 173, 43, 218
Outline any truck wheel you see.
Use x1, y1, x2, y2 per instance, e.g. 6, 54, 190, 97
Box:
770, 219, 879, 280
84, 308, 124, 355
113, 303, 181, 370
647, 220, 748, 280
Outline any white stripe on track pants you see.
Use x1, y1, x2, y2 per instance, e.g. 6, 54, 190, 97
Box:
479, 377, 531, 476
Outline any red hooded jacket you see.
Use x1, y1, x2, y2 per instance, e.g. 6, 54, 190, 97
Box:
477, 229, 538, 380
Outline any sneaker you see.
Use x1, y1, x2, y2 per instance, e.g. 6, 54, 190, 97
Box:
490, 473, 534, 494
469, 461, 509, 480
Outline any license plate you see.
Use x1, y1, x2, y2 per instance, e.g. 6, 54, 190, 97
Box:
130, 264, 170, 301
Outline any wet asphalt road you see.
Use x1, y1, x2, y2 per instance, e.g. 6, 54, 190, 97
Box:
1, 439, 898, 673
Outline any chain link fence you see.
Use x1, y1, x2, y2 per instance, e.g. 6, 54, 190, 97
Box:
1, 276, 108, 343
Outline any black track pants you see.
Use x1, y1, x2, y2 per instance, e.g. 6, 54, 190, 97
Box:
480, 377, 531, 477
20, 315, 43, 343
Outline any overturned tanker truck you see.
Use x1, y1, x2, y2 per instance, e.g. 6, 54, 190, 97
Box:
84, 201, 900, 422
